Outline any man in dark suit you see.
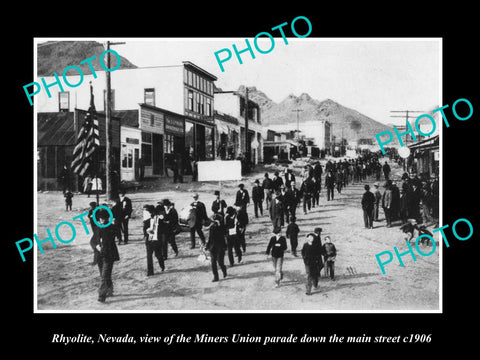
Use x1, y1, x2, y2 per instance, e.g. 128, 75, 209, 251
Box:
284, 168, 296, 189
361, 184, 376, 229
118, 189, 133, 244
283, 183, 297, 223
92, 209, 120, 303
262, 173, 274, 210
190, 193, 208, 249
162, 199, 179, 258
269, 191, 284, 231
206, 214, 228, 282
234, 183, 250, 211
325, 170, 336, 201
251, 179, 264, 217
211, 190, 228, 217
111, 198, 124, 245
272, 171, 284, 192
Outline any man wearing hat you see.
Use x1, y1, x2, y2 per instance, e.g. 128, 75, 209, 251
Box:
382, 180, 393, 227
163, 199, 179, 258
262, 173, 274, 210
190, 193, 208, 249
373, 182, 382, 221
251, 179, 264, 218
211, 190, 227, 218
118, 189, 132, 245
361, 184, 375, 229
234, 183, 250, 211
206, 213, 228, 282
92, 209, 120, 303
269, 191, 284, 231
272, 171, 284, 192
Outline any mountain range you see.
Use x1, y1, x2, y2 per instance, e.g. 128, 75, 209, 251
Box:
239, 85, 395, 145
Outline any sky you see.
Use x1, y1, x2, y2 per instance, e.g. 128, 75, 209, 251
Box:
39, 38, 441, 126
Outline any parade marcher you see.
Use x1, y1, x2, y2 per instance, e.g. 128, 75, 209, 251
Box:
235, 183, 250, 211
189, 193, 208, 249
313, 227, 324, 251
313, 161, 323, 182
383, 161, 391, 180
59, 163, 71, 194
286, 216, 300, 257
421, 180, 433, 224
269, 190, 284, 230
301, 233, 323, 295
206, 214, 227, 282
225, 206, 242, 266
64, 189, 73, 211
272, 171, 284, 192
145, 205, 166, 275
266, 227, 288, 288
382, 180, 393, 227
390, 181, 400, 221
325, 170, 336, 201
283, 183, 297, 223
300, 175, 314, 215
111, 197, 124, 245
322, 236, 337, 280
92, 208, 119, 303
373, 182, 382, 221
262, 172, 274, 210
361, 185, 375, 229
336, 167, 344, 194
211, 190, 227, 217
88, 201, 99, 266
236, 205, 249, 253
284, 168, 296, 189
162, 199, 179, 258
118, 189, 133, 245
252, 179, 264, 218
311, 176, 321, 207
399, 183, 410, 225
409, 180, 423, 223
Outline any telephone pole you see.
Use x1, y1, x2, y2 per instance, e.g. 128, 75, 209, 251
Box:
105, 40, 125, 201
292, 109, 303, 140
390, 110, 424, 170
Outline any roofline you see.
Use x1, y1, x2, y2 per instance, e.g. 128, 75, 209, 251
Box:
182, 61, 218, 81
138, 103, 185, 118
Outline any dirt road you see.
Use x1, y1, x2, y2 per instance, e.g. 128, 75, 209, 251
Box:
36, 158, 439, 311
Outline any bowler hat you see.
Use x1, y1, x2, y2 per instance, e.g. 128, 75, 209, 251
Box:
162, 199, 171, 206
314, 227, 322, 233
214, 190, 220, 196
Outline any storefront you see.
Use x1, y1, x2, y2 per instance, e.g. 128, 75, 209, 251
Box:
120, 126, 141, 181
184, 118, 214, 163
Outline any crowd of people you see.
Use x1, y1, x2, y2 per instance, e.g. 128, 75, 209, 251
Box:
83, 152, 438, 303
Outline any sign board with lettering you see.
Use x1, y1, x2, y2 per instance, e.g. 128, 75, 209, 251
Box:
164, 115, 185, 136
197, 160, 242, 181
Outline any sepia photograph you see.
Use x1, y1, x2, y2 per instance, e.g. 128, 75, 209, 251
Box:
33, 37, 441, 312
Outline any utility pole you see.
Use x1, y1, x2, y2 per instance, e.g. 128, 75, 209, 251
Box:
390, 110, 424, 171
245, 87, 250, 169
105, 40, 125, 201
292, 109, 303, 140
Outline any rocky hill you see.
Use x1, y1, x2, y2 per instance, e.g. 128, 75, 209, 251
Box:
241, 86, 395, 145
37, 41, 137, 76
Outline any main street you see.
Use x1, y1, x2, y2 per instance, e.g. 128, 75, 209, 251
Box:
36, 157, 439, 311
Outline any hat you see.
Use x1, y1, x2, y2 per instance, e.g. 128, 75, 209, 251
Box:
274, 171, 279, 176
193, 193, 199, 199
96, 209, 110, 220
162, 199, 172, 206
254, 179, 260, 184
373, 182, 379, 187
143, 204, 155, 213
314, 227, 322, 233
89, 201, 97, 207
157, 200, 164, 206
213, 213, 223, 222
273, 226, 282, 234
214, 190, 220, 196
118, 189, 126, 195
364, 184, 370, 191
238, 183, 244, 188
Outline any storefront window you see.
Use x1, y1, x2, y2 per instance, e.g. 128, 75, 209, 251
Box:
205, 126, 214, 160
141, 132, 152, 166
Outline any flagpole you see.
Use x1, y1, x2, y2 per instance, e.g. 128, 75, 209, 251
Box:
105, 41, 113, 201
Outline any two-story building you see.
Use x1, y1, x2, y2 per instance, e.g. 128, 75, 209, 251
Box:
37, 61, 217, 181
214, 90, 263, 165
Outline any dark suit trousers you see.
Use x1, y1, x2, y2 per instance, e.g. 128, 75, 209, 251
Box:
226, 235, 242, 265
163, 233, 178, 258
190, 224, 205, 247
303, 195, 311, 213
210, 249, 227, 280
327, 187, 334, 201
363, 209, 374, 228
121, 218, 129, 243
146, 240, 165, 275
305, 263, 319, 293
98, 257, 114, 300
253, 200, 263, 217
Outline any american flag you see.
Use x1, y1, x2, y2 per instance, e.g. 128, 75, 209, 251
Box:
71, 84, 100, 176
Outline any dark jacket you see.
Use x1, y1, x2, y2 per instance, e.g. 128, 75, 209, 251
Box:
361, 191, 376, 211
313, 163, 323, 179
269, 199, 284, 225
286, 222, 299, 239
262, 177, 273, 190
285, 172, 296, 187
236, 207, 249, 228
206, 223, 227, 252
211, 199, 227, 215
235, 189, 250, 208
120, 196, 132, 218
92, 226, 119, 262
301, 242, 323, 268
300, 178, 315, 196
252, 186, 264, 202
266, 235, 287, 258
284, 188, 297, 207
272, 176, 284, 191
325, 173, 336, 188
322, 242, 337, 260
164, 207, 179, 234
191, 201, 207, 227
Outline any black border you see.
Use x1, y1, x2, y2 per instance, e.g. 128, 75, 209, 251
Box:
7, 6, 479, 354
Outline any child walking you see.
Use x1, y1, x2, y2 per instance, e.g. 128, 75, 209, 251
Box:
322, 236, 337, 280
64, 189, 73, 211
